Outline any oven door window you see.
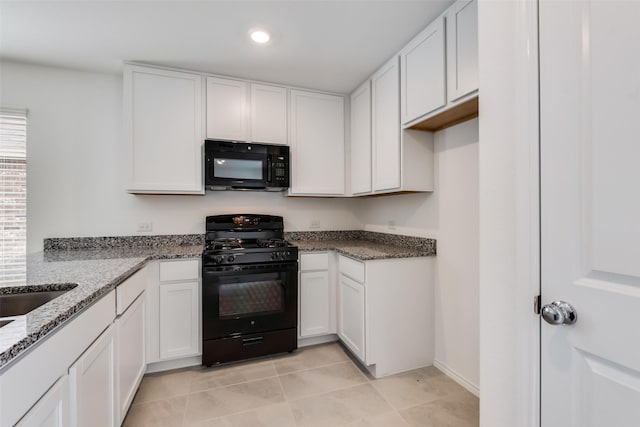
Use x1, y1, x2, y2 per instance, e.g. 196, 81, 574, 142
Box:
219, 279, 283, 318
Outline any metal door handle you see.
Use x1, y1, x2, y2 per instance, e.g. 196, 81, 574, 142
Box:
541, 300, 577, 325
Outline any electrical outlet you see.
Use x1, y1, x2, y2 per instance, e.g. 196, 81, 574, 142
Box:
137, 222, 153, 233
310, 220, 321, 229
388, 220, 397, 230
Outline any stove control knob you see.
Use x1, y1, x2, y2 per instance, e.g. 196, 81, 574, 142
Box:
280, 252, 286, 259
227, 255, 235, 263
271, 252, 278, 260
286, 251, 292, 257
215, 255, 223, 264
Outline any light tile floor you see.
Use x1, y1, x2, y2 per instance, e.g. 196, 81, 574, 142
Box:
124, 342, 479, 427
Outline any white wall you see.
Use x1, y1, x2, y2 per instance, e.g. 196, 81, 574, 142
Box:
0, 61, 361, 253
356, 118, 480, 393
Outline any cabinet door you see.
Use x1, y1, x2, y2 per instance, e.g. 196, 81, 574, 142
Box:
446, 0, 478, 102
69, 324, 115, 427
289, 90, 345, 195
206, 76, 248, 141
116, 294, 145, 425
350, 81, 372, 195
372, 57, 401, 192
400, 16, 446, 123
338, 275, 365, 361
159, 281, 200, 360
124, 65, 203, 194
16, 376, 69, 427
300, 271, 330, 337
251, 84, 288, 145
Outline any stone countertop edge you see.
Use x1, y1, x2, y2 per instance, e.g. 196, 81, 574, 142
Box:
293, 240, 435, 260
0, 246, 203, 371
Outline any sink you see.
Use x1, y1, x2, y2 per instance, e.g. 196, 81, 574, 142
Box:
0, 285, 77, 317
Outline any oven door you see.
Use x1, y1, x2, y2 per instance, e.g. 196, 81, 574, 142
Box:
202, 261, 298, 339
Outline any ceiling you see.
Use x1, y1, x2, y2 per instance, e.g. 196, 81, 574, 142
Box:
0, 0, 453, 93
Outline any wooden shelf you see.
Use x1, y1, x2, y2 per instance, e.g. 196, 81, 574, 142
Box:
408, 96, 478, 132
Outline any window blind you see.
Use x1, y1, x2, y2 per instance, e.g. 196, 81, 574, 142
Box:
0, 109, 27, 285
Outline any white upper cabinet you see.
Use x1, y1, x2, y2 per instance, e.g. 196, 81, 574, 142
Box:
250, 83, 288, 145
206, 76, 248, 141
350, 80, 372, 196
446, 0, 478, 103
124, 65, 204, 194
289, 89, 345, 195
372, 57, 401, 193
400, 16, 446, 124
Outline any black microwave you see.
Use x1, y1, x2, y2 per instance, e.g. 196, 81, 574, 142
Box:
204, 140, 290, 191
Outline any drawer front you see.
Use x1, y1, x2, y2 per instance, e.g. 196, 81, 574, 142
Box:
300, 252, 329, 271
159, 259, 200, 282
339, 256, 365, 283
117, 267, 146, 315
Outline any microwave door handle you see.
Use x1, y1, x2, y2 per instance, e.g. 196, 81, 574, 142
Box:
267, 157, 272, 182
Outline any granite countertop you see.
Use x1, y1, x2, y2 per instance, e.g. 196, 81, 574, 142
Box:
0, 230, 435, 370
286, 230, 436, 261
0, 242, 203, 370
293, 239, 433, 260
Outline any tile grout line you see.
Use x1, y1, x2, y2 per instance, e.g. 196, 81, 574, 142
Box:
275, 370, 300, 426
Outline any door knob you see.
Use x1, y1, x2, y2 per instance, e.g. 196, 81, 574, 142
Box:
541, 301, 577, 325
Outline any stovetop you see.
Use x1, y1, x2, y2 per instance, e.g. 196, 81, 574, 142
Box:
202, 214, 298, 265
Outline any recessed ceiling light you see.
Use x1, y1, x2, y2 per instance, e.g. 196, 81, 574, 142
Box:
250, 29, 270, 45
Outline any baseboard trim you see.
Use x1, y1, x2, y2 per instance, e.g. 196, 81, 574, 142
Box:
433, 359, 480, 397
145, 355, 201, 373
298, 334, 338, 348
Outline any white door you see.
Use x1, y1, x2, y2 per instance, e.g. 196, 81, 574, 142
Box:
16, 376, 69, 427
206, 76, 248, 141
116, 295, 146, 424
300, 270, 330, 337
540, 2, 640, 426
250, 83, 288, 145
338, 274, 365, 361
69, 324, 115, 427
159, 281, 200, 360
289, 89, 345, 195
124, 65, 204, 194
350, 80, 372, 195
371, 57, 401, 193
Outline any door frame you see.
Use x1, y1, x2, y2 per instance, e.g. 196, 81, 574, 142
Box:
478, 0, 540, 426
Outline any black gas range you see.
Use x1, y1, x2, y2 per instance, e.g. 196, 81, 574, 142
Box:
201, 214, 298, 366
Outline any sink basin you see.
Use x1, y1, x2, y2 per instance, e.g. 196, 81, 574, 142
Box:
0, 285, 76, 317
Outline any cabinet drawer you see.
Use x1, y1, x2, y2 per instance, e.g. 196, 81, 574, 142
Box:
117, 267, 146, 315
300, 253, 329, 271
339, 256, 365, 283
159, 259, 199, 282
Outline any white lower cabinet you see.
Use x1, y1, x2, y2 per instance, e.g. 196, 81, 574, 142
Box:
16, 375, 70, 427
337, 254, 434, 378
338, 274, 366, 361
299, 252, 335, 338
300, 270, 330, 337
116, 294, 145, 425
159, 281, 199, 359
69, 324, 115, 427
146, 259, 201, 365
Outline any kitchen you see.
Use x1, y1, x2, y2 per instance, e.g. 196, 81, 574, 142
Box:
1, 1, 638, 427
